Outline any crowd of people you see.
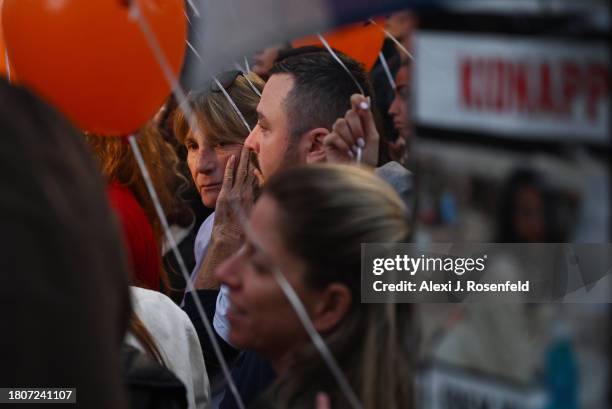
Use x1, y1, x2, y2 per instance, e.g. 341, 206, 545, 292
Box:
1, 13, 417, 409
3, 5, 609, 409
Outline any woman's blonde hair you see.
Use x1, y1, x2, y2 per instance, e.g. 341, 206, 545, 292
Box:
174, 71, 264, 147
262, 164, 414, 409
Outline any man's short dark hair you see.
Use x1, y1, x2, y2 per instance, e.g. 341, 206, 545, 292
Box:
270, 47, 374, 140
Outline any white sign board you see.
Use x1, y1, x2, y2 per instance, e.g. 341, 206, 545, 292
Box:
413, 32, 609, 143
419, 365, 546, 409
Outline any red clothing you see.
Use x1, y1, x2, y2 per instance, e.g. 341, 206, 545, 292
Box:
107, 183, 160, 291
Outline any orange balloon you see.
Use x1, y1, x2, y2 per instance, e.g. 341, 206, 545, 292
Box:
2, 0, 186, 136
293, 19, 386, 71
0, 0, 8, 77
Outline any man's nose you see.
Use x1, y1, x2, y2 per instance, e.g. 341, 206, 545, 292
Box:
196, 146, 216, 174
244, 125, 260, 153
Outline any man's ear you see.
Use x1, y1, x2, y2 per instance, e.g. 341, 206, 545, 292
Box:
311, 283, 352, 333
300, 127, 329, 164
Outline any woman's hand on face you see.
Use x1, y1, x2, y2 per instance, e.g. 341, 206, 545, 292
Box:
213, 145, 259, 243
195, 145, 259, 289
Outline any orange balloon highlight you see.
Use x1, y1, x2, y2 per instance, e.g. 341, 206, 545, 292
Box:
293, 18, 386, 71
2, 0, 187, 136
0, 0, 8, 77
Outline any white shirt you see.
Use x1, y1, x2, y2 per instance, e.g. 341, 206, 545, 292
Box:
190, 212, 216, 283
126, 287, 211, 409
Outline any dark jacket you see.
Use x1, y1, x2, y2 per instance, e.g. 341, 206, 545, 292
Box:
122, 345, 188, 409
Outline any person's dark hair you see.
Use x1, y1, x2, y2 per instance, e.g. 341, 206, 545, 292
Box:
270, 47, 374, 141
399, 57, 411, 69
1, 79, 131, 409
275, 45, 325, 62
261, 164, 414, 409
130, 314, 165, 366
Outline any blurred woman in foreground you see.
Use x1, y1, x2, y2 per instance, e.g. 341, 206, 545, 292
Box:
216, 164, 414, 409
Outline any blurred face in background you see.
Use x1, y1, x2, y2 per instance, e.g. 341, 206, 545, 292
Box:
385, 11, 417, 51
185, 129, 242, 208
252, 44, 284, 80
513, 185, 546, 242
388, 65, 411, 141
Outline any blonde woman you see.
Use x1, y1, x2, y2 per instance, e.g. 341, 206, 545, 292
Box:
216, 164, 414, 409
174, 70, 263, 284
173, 71, 264, 385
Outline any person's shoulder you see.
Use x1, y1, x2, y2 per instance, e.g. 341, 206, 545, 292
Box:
131, 285, 172, 302
375, 161, 413, 191
131, 287, 204, 352
130, 287, 190, 323
375, 161, 413, 177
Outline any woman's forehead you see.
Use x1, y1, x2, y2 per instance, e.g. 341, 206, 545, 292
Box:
248, 196, 285, 255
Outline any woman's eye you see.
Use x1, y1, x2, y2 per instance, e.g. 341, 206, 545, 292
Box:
252, 259, 268, 274
244, 243, 268, 274
186, 142, 198, 151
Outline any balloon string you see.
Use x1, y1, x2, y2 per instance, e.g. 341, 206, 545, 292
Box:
186, 40, 202, 60
243, 73, 262, 97
185, 0, 201, 18
368, 19, 414, 61
212, 76, 252, 133
5, 51, 11, 83
189, 48, 254, 133
378, 51, 396, 90
129, 5, 245, 409
235, 61, 262, 97
231, 201, 364, 409
316, 33, 364, 163
316, 33, 365, 96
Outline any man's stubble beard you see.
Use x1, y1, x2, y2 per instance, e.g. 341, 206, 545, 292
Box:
277, 136, 302, 172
